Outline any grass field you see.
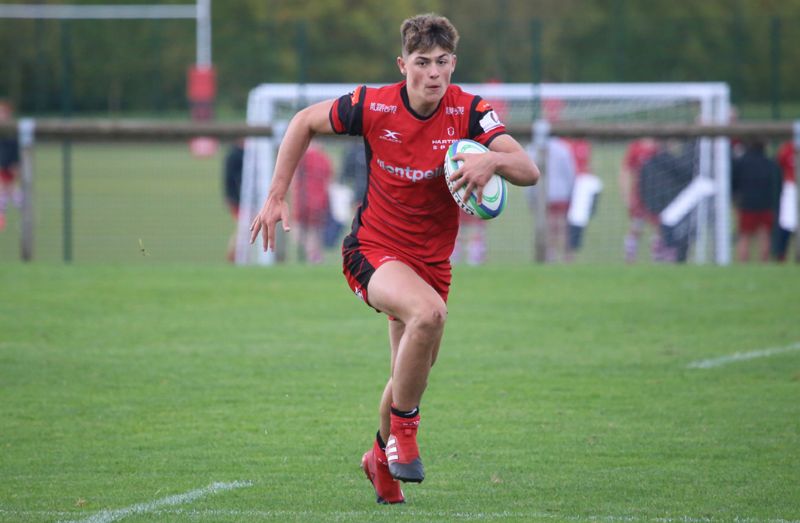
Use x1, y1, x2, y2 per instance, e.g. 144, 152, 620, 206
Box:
0, 143, 233, 265
1, 263, 798, 522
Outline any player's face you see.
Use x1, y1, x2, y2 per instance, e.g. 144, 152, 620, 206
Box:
398, 46, 456, 115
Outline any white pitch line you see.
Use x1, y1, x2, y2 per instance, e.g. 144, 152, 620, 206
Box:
58, 480, 253, 523
687, 342, 800, 369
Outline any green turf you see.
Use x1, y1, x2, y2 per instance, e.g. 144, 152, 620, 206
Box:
1, 263, 798, 522
0, 143, 235, 264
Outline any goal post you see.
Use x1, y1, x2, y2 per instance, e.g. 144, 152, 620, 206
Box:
241, 82, 733, 265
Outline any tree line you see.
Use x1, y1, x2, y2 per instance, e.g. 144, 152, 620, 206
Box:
1, 0, 797, 116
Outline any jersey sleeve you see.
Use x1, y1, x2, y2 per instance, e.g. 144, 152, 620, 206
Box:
329, 85, 366, 136
468, 96, 507, 146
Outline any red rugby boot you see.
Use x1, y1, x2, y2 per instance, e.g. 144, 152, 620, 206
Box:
386, 410, 424, 483
361, 440, 405, 504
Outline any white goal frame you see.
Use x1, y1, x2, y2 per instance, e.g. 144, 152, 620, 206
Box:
0, 2, 211, 67
240, 82, 731, 265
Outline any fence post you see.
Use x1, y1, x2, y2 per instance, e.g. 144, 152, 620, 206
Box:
60, 19, 73, 263
770, 16, 781, 120
533, 118, 550, 263
19, 118, 35, 262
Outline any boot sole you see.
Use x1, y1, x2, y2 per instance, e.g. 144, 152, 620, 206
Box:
388, 459, 425, 483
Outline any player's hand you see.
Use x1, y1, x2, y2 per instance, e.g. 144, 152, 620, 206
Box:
448, 152, 496, 205
249, 194, 291, 252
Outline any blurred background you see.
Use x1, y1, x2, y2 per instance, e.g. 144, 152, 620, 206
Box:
2, 0, 798, 118
0, 0, 797, 265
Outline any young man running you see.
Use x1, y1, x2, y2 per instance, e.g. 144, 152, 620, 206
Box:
250, 13, 539, 504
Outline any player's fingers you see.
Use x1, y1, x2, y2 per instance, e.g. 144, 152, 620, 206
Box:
447, 165, 461, 183
448, 154, 468, 181
475, 186, 484, 205
249, 218, 261, 244
449, 168, 466, 190
262, 223, 277, 252
281, 205, 292, 233
462, 181, 474, 203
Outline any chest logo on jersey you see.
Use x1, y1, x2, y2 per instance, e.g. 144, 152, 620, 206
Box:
445, 106, 465, 116
376, 157, 444, 183
369, 102, 398, 114
380, 129, 402, 144
431, 135, 458, 151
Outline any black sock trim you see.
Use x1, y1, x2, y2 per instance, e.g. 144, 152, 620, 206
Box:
390, 405, 419, 418
376, 431, 386, 450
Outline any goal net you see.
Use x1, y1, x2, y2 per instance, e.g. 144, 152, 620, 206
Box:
239, 82, 731, 265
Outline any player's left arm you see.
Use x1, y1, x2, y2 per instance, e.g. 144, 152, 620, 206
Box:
485, 134, 540, 187
449, 134, 539, 204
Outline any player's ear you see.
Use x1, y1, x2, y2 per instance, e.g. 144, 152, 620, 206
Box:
397, 56, 407, 76
451, 54, 457, 72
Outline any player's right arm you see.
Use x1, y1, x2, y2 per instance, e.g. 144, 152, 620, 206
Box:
250, 100, 335, 252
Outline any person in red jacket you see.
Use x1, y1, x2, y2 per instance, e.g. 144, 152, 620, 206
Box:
620, 138, 661, 262
291, 143, 333, 264
0, 100, 21, 232
250, 13, 539, 504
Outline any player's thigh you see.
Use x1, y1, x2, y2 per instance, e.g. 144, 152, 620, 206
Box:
368, 261, 447, 326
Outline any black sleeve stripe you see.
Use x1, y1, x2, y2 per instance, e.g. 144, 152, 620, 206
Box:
484, 131, 508, 148
329, 99, 343, 134
468, 95, 490, 139
336, 86, 365, 137
468, 95, 482, 138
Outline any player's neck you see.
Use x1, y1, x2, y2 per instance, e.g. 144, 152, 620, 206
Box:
409, 97, 438, 117
401, 84, 442, 119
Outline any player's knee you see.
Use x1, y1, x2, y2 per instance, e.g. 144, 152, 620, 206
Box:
410, 301, 447, 335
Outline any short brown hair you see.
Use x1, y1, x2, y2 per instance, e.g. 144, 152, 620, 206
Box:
400, 13, 459, 56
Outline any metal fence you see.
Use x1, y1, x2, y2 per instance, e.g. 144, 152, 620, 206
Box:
1, 118, 797, 265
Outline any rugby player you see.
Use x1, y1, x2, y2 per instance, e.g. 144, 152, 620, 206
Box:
250, 13, 539, 504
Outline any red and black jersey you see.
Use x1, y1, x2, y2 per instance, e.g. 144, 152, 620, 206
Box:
330, 81, 507, 263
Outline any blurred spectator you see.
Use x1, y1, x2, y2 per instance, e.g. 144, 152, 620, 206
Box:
222, 140, 244, 262
340, 141, 368, 208
331, 141, 367, 249
731, 140, 781, 263
0, 100, 21, 232
451, 213, 487, 265
638, 140, 694, 263
774, 140, 797, 262
564, 138, 599, 262
527, 136, 576, 263
292, 143, 333, 264
620, 137, 661, 262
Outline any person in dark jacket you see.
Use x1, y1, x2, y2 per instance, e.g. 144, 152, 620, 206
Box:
731, 140, 781, 263
223, 141, 244, 262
